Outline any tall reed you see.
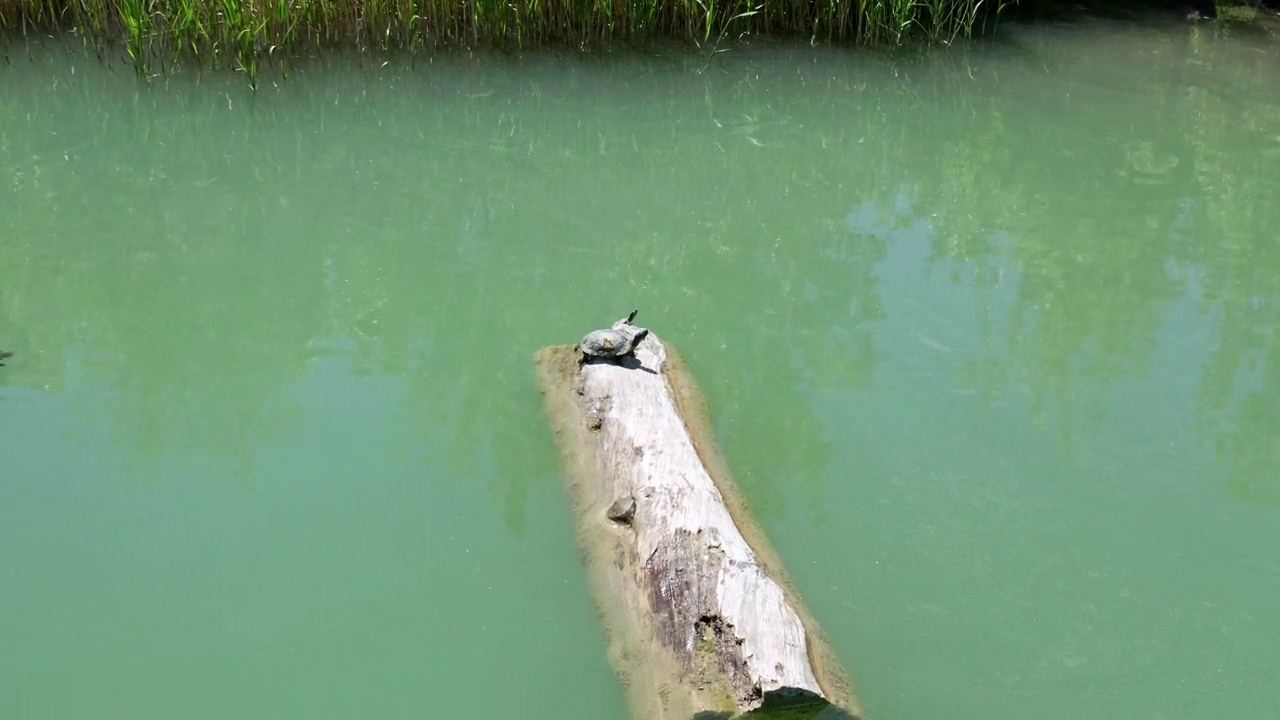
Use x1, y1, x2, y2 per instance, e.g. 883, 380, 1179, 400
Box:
1, 0, 1003, 84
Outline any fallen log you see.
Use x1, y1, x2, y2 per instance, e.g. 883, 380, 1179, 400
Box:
535, 313, 862, 720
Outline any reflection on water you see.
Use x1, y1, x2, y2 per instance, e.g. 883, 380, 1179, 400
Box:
2, 15, 1280, 720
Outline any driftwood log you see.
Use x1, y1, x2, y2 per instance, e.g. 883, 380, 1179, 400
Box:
535, 315, 862, 720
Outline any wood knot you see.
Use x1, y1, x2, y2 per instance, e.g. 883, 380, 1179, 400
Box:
584, 398, 609, 431
606, 495, 637, 525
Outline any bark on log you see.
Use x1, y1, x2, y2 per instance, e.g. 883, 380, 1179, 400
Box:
535, 318, 863, 720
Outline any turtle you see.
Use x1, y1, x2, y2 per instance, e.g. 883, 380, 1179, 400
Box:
0, 350, 11, 367
576, 309, 649, 366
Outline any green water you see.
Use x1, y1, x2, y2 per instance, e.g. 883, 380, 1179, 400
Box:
3, 15, 1280, 720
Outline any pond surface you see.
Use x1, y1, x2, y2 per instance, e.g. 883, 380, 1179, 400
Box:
3, 14, 1280, 720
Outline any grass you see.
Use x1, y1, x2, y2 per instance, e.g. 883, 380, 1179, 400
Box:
0, 0, 1005, 85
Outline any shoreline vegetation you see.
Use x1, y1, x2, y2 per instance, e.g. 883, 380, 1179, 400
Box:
0, 0, 1272, 85
8, 0, 1000, 86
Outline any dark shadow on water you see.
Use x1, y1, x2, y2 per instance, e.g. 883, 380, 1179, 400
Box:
724, 688, 863, 720
606, 687, 861, 719
1003, 0, 1220, 23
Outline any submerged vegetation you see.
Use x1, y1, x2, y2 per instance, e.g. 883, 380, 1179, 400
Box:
4, 19, 1280, 509
1, 0, 1004, 82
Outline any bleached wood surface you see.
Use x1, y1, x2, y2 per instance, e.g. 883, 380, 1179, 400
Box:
536, 324, 861, 720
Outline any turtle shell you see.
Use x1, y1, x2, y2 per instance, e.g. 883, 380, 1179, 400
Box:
578, 328, 634, 358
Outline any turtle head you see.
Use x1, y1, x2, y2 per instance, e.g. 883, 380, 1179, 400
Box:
624, 309, 638, 325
